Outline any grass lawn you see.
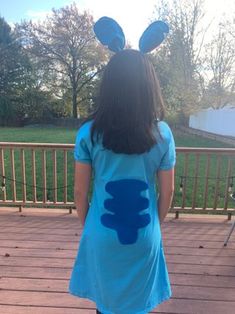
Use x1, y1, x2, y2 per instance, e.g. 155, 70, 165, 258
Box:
0, 127, 77, 144
0, 126, 234, 210
0, 126, 233, 147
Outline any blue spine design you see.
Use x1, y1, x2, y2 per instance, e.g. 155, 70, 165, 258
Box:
101, 179, 150, 245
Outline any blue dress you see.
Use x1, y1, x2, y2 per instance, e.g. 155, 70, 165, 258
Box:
69, 120, 176, 314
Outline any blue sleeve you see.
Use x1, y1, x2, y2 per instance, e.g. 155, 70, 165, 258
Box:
159, 125, 176, 170
74, 124, 92, 164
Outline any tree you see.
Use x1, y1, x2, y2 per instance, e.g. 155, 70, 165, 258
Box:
18, 3, 109, 118
203, 21, 235, 108
152, 0, 207, 122
0, 17, 31, 125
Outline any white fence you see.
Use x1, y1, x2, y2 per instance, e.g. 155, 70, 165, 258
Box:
189, 107, 235, 137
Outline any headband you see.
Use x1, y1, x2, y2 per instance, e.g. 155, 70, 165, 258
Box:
93, 16, 169, 53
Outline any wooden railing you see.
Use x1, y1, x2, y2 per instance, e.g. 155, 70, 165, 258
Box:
174, 147, 235, 217
0, 143, 235, 216
0, 142, 74, 209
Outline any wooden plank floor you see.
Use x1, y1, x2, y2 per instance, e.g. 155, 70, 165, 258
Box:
0, 208, 235, 314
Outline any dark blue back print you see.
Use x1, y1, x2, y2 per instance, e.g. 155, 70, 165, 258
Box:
101, 179, 151, 244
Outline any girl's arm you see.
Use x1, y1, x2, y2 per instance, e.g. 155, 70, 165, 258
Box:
74, 162, 92, 226
157, 168, 175, 224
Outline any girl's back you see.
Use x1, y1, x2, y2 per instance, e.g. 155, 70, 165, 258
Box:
69, 119, 175, 314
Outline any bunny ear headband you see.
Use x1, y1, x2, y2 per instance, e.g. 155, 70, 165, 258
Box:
93, 16, 169, 53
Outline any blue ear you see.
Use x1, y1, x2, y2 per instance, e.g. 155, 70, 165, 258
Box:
139, 21, 169, 53
94, 16, 125, 53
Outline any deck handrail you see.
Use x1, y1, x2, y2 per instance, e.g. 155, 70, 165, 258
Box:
176, 147, 235, 154
0, 142, 74, 149
1, 142, 235, 152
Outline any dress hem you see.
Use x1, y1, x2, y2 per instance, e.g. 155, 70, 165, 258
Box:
68, 288, 171, 314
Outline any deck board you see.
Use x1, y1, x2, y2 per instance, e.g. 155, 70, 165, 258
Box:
0, 208, 235, 314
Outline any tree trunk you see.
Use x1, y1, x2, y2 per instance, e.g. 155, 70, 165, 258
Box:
72, 89, 78, 118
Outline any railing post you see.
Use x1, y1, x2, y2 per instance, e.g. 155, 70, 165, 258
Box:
10, 148, 16, 202
213, 155, 222, 210
42, 150, 47, 204
32, 149, 37, 203
53, 150, 57, 203
203, 154, 211, 210
21, 149, 27, 204
0, 148, 6, 202
64, 150, 68, 204
192, 154, 200, 209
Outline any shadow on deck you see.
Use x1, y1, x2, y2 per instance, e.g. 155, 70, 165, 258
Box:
0, 208, 235, 314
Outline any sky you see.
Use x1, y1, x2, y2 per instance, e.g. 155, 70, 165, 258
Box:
0, 0, 234, 48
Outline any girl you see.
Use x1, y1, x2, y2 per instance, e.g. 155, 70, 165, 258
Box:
69, 49, 176, 314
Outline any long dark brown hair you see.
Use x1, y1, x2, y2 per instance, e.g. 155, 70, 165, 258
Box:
91, 49, 165, 154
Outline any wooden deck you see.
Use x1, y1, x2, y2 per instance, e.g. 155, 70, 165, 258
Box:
0, 208, 235, 314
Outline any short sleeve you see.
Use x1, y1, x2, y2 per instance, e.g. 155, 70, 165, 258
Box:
74, 124, 92, 164
159, 126, 176, 170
